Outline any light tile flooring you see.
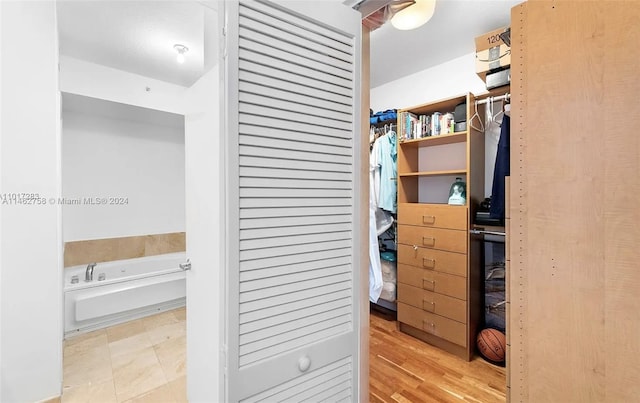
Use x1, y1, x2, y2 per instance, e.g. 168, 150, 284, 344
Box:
62, 307, 186, 403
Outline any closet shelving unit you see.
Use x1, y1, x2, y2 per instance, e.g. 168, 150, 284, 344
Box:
395, 92, 484, 361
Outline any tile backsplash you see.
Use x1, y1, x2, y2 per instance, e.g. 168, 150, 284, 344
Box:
64, 232, 186, 267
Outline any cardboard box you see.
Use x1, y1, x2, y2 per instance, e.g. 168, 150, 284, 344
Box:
475, 26, 510, 52
475, 26, 511, 80
476, 44, 511, 75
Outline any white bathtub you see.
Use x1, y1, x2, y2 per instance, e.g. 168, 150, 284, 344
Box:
64, 252, 186, 336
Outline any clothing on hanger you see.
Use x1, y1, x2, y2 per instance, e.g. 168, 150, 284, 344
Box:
376, 130, 397, 214
369, 128, 398, 301
368, 134, 384, 302
370, 136, 382, 208
490, 115, 510, 220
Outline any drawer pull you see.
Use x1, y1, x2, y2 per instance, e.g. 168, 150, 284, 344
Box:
422, 278, 435, 290
422, 215, 436, 224
422, 236, 435, 246
423, 320, 436, 333
422, 257, 436, 269
423, 300, 436, 312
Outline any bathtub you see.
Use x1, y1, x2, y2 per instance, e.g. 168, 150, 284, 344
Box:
64, 252, 186, 336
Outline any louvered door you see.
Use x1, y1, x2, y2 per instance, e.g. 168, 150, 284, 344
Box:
223, 1, 362, 401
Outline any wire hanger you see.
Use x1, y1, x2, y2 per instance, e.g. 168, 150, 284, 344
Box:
492, 102, 505, 124
492, 93, 510, 124
469, 100, 485, 132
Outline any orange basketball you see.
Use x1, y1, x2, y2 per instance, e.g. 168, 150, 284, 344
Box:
477, 328, 506, 363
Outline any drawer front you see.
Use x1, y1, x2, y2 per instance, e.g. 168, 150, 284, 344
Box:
398, 225, 467, 254
398, 302, 467, 347
397, 244, 467, 277
397, 203, 467, 230
398, 283, 467, 323
397, 264, 466, 300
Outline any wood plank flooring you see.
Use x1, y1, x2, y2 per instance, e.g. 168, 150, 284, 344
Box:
369, 311, 506, 402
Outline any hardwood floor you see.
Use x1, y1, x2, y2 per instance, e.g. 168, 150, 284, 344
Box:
369, 311, 506, 403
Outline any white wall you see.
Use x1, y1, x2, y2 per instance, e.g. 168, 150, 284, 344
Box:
1, 4, 3, 400
60, 56, 188, 115
184, 65, 223, 402
370, 52, 487, 112
370, 52, 501, 198
0, 2, 63, 402
62, 96, 185, 241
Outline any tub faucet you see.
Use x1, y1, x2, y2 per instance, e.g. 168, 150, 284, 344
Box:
85, 262, 96, 282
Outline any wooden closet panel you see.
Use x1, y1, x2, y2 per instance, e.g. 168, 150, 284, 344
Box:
602, 6, 640, 401
510, 1, 640, 401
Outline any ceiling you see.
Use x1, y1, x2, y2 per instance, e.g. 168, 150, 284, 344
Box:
56, 1, 218, 87
56, 0, 517, 89
369, 0, 521, 87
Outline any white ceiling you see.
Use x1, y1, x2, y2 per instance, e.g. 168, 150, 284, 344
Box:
56, 0, 517, 89
56, 1, 218, 87
369, 0, 521, 87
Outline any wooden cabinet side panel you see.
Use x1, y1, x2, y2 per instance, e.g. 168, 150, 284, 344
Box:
509, 3, 528, 400
467, 92, 485, 213
510, 0, 640, 401
602, 4, 640, 401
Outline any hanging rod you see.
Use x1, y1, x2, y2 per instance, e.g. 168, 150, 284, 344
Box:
475, 93, 510, 106
470, 229, 506, 236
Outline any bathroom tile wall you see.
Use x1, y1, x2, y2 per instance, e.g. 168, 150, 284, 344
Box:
64, 232, 186, 267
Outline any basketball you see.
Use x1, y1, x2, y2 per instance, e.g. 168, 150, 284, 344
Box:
477, 328, 506, 363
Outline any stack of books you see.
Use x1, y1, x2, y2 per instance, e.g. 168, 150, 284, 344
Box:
398, 111, 456, 141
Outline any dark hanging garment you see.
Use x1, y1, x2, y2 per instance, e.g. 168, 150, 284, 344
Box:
490, 115, 510, 221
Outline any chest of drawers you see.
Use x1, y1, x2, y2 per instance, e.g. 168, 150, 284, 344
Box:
396, 203, 481, 360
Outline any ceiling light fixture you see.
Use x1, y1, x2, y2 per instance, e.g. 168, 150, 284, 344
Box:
391, 0, 436, 31
174, 44, 189, 64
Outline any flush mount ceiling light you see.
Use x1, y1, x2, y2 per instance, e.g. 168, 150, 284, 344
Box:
173, 44, 189, 64
391, 0, 436, 31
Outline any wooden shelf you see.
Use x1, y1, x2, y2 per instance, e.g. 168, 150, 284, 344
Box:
398, 94, 467, 116
399, 169, 467, 178
485, 85, 511, 98
396, 92, 484, 362
399, 202, 468, 207
399, 132, 467, 148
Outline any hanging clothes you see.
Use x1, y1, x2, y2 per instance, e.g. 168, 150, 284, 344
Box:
368, 144, 383, 302
370, 137, 381, 208
490, 115, 510, 220
376, 130, 397, 213
368, 200, 383, 302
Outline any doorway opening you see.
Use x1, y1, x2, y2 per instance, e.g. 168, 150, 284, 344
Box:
57, 1, 219, 401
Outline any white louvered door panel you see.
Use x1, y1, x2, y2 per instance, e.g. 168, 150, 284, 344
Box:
223, 1, 362, 401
